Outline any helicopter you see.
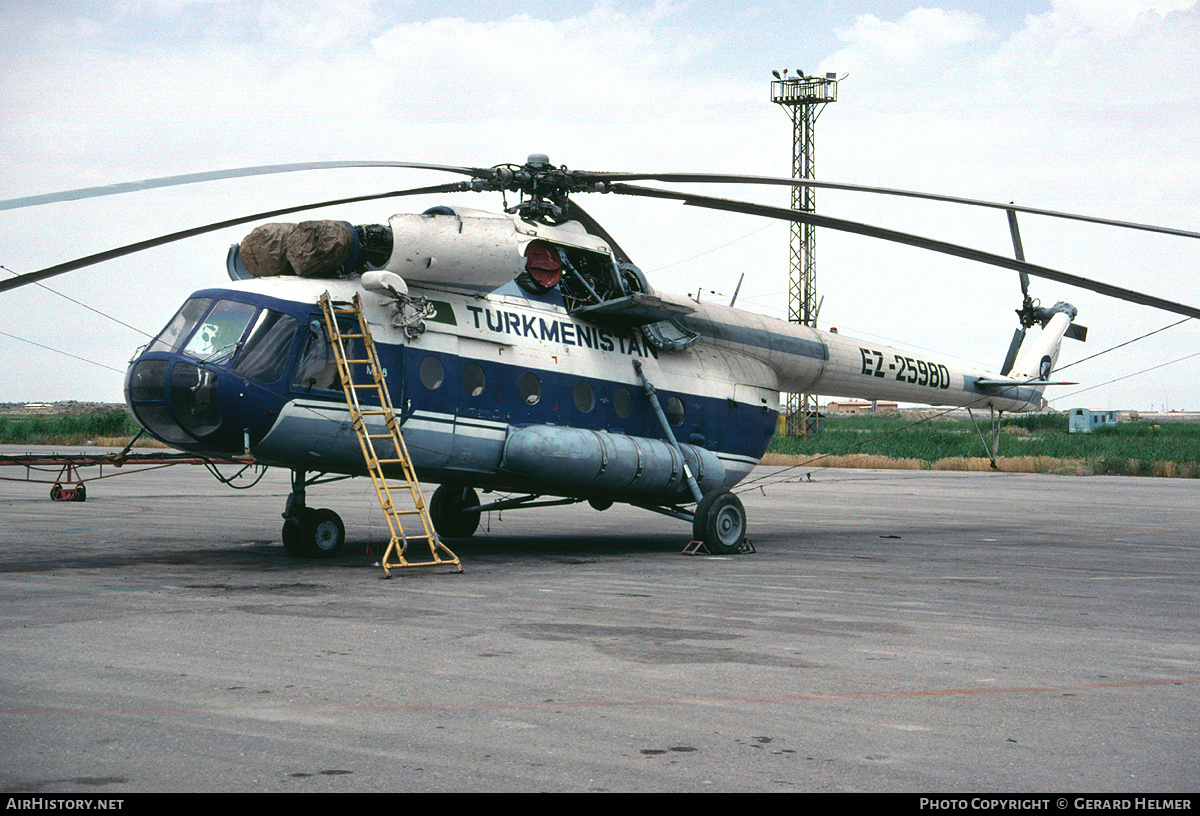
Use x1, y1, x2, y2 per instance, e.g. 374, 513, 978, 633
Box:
3, 155, 1199, 559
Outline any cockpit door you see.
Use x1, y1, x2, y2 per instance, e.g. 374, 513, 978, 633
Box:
288, 311, 395, 413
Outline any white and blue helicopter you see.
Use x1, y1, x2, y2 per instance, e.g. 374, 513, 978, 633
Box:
3, 156, 1199, 559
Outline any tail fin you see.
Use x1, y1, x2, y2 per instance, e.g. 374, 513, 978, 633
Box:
1009, 302, 1077, 382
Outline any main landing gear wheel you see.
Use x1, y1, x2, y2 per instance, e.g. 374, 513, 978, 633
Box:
693, 489, 747, 555
429, 485, 481, 539
281, 507, 346, 559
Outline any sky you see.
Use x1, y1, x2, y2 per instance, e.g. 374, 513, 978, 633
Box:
1, 0, 1198, 412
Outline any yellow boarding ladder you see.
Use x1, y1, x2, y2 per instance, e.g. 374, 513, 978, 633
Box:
319, 292, 462, 575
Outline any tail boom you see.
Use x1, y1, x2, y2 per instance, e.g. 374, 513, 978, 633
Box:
673, 295, 1077, 414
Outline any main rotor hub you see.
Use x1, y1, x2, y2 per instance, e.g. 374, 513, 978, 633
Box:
478, 154, 603, 223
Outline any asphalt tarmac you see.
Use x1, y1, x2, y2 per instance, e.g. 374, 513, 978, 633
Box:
1, 446, 1198, 793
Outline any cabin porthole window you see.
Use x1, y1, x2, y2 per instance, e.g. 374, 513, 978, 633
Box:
613, 387, 633, 419
419, 355, 444, 390
519, 372, 542, 405
665, 395, 686, 426
574, 381, 595, 414
462, 363, 485, 397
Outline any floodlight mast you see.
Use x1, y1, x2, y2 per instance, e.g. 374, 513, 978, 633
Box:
771, 70, 839, 437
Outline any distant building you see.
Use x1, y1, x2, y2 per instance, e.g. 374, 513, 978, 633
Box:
1069, 408, 1119, 433
826, 400, 899, 415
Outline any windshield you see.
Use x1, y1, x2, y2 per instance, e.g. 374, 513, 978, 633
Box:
148, 297, 213, 354
182, 300, 257, 363
147, 296, 293, 373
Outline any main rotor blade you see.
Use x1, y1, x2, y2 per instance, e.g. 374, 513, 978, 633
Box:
0, 161, 488, 212
0, 182, 468, 294
1006, 208, 1032, 298
609, 183, 1200, 320
587, 171, 1200, 242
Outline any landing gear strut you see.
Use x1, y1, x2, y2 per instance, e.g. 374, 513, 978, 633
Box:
281, 469, 346, 558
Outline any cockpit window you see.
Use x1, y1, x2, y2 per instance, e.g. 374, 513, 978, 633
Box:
148, 297, 213, 354
290, 316, 363, 394
234, 310, 298, 384
182, 300, 257, 363
292, 319, 340, 393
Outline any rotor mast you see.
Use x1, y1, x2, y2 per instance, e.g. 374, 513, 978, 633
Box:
771, 69, 839, 436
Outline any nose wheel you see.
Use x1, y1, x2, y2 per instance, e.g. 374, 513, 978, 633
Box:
282, 507, 346, 559
281, 470, 346, 559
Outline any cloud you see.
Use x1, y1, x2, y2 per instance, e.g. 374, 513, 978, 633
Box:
832, 7, 989, 68
368, 2, 720, 121
258, 0, 379, 49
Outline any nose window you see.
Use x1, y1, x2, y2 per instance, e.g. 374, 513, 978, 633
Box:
170, 363, 221, 438
127, 359, 169, 402
127, 359, 204, 446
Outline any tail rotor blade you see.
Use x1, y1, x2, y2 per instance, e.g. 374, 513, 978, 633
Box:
1000, 327, 1026, 377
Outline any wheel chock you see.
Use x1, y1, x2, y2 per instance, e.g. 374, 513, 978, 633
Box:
682, 537, 755, 556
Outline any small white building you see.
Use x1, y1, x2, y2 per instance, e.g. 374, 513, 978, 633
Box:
1069, 408, 1118, 433
825, 400, 899, 415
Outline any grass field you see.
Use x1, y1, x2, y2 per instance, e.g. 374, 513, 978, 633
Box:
5, 409, 1199, 478
766, 412, 1200, 477
0, 410, 145, 447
